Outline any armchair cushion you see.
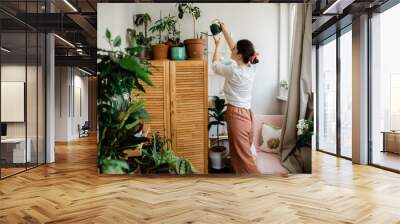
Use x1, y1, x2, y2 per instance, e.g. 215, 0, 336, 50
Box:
252, 114, 287, 175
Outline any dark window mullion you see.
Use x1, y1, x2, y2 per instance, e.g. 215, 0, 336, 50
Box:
316, 45, 320, 150
25, 0, 28, 171
336, 27, 341, 157
0, 22, 2, 179
36, 0, 39, 167
367, 11, 373, 165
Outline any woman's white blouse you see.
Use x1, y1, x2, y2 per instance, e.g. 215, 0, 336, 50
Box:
212, 60, 256, 109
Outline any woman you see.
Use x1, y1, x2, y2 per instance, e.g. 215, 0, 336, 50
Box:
212, 22, 260, 174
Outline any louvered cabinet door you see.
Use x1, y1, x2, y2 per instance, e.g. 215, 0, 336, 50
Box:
170, 61, 208, 174
140, 60, 170, 138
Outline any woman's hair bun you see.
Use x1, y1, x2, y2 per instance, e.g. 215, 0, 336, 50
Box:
249, 53, 259, 64
251, 56, 259, 64
236, 39, 260, 64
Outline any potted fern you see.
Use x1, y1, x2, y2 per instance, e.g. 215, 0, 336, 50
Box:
177, 3, 206, 60
149, 12, 169, 60
208, 96, 228, 169
127, 13, 153, 59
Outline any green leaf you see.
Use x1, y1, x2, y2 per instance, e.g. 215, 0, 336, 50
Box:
101, 159, 129, 174
106, 29, 111, 40
113, 36, 122, 47
118, 100, 147, 128
119, 57, 153, 86
125, 119, 141, 130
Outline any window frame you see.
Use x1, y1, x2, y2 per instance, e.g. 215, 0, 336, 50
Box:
367, 0, 400, 173
315, 24, 353, 161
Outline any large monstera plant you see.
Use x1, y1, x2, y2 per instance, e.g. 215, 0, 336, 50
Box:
97, 29, 195, 175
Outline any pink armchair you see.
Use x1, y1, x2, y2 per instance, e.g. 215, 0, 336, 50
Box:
252, 114, 288, 175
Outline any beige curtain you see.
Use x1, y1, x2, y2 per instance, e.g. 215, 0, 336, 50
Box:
280, 3, 313, 173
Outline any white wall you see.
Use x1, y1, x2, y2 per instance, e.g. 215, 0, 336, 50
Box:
97, 3, 287, 115
55, 66, 69, 141
97, 3, 137, 50
54, 67, 89, 141
1, 65, 38, 137
1, 64, 46, 163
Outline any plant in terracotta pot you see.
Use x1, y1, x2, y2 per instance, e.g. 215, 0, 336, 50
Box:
177, 3, 206, 60
149, 13, 169, 60
127, 13, 153, 59
208, 96, 228, 170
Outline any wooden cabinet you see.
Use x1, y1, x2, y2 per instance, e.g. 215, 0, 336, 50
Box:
141, 61, 170, 139
143, 60, 208, 173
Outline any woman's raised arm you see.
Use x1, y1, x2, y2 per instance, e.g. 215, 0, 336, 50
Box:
220, 22, 235, 52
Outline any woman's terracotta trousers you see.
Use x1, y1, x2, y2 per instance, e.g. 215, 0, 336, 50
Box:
226, 104, 259, 174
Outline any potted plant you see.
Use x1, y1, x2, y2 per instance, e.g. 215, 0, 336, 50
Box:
138, 132, 196, 175
296, 119, 314, 148
177, 3, 206, 60
149, 12, 169, 60
208, 96, 228, 169
279, 80, 289, 97
164, 15, 186, 60
97, 29, 153, 174
127, 13, 153, 59
98, 30, 196, 175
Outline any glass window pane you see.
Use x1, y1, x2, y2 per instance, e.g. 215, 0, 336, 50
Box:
318, 37, 337, 154
1, 30, 28, 177
340, 29, 352, 158
371, 3, 400, 171
27, 31, 38, 169
38, 32, 46, 165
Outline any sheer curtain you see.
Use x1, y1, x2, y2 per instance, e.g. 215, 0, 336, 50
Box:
280, 3, 313, 173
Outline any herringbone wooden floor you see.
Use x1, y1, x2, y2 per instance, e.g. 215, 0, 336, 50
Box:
1, 135, 400, 224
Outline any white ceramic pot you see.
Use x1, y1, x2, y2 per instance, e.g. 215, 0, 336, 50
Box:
209, 147, 228, 169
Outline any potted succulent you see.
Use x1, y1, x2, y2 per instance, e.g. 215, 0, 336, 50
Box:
279, 80, 289, 97
208, 96, 228, 169
127, 13, 153, 59
149, 12, 169, 60
163, 15, 186, 60
177, 3, 206, 60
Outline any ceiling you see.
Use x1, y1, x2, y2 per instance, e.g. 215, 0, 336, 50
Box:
312, 0, 391, 43
0, 0, 395, 71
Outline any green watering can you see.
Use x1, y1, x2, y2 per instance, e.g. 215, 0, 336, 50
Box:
210, 19, 222, 36
201, 19, 222, 37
